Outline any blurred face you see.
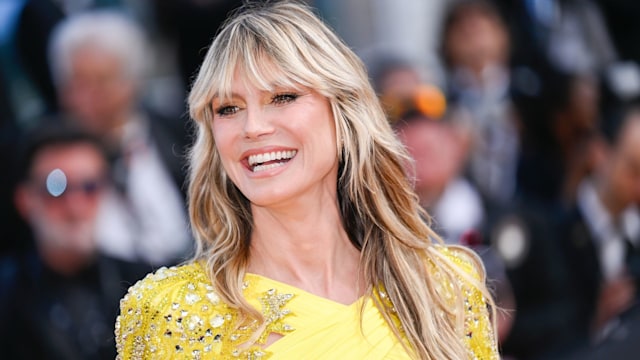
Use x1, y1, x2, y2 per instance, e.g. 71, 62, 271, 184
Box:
211, 68, 339, 209
396, 117, 462, 205
445, 9, 508, 74
568, 76, 599, 132
16, 143, 108, 255
60, 45, 135, 134
379, 67, 422, 99
604, 117, 640, 209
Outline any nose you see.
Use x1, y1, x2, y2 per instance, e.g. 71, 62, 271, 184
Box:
243, 106, 275, 139
60, 189, 101, 222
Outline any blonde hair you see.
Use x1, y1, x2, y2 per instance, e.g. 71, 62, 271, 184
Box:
187, 1, 496, 358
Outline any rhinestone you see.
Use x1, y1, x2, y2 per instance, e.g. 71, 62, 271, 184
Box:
187, 315, 203, 330
206, 292, 220, 304
186, 293, 201, 304
210, 314, 225, 328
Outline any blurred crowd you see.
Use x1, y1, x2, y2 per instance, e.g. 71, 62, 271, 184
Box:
1, 0, 640, 359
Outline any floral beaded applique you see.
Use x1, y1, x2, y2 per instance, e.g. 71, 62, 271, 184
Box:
433, 246, 500, 360
222, 287, 296, 358
115, 264, 295, 360
115, 253, 498, 359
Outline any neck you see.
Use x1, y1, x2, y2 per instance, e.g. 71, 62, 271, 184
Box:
247, 202, 363, 304
595, 177, 626, 219
40, 247, 95, 276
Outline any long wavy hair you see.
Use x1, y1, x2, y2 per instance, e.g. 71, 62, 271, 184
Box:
187, 1, 496, 358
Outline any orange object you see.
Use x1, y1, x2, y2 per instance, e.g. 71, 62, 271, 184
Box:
381, 84, 447, 124
414, 84, 447, 119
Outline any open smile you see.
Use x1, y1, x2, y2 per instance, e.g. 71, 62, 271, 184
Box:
247, 150, 297, 172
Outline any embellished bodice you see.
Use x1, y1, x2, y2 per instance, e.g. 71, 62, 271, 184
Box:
115, 249, 498, 359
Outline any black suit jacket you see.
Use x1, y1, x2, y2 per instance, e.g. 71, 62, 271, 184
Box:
557, 205, 602, 325
499, 197, 593, 359
0, 249, 151, 360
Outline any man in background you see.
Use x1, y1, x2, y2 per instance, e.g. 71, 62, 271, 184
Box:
48, 10, 192, 266
0, 123, 149, 359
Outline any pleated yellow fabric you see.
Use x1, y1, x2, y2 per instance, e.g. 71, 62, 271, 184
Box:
242, 273, 410, 359
115, 249, 498, 359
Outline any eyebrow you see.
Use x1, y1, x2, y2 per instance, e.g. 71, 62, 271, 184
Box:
213, 85, 302, 100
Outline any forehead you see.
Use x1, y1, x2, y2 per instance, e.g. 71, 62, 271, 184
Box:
217, 63, 300, 100
70, 44, 122, 68
31, 143, 106, 176
619, 115, 640, 144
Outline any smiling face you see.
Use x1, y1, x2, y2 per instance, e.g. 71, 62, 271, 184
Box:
211, 67, 339, 209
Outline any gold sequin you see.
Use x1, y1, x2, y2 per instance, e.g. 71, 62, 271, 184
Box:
115, 249, 499, 359
115, 264, 297, 359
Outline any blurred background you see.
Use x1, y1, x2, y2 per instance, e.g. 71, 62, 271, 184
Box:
2, 0, 640, 359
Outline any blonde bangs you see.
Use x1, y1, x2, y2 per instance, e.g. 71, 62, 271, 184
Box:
185, 3, 497, 359
190, 12, 339, 120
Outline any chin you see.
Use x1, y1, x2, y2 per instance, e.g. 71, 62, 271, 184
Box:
246, 190, 298, 208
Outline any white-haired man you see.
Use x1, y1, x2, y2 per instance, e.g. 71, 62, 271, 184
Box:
48, 10, 192, 267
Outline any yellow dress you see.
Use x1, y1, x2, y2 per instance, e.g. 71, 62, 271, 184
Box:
115, 249, 498, 359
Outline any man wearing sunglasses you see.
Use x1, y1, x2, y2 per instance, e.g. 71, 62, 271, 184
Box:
0, 122, 149, 359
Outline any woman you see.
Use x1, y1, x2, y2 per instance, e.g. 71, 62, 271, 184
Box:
115, 1, 498, 359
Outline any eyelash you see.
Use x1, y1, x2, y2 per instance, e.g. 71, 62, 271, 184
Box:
215, 105, 239, 117
272, 92, 299, 104
214, 93, 299, 117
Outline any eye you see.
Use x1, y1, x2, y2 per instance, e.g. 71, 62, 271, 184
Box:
215, 105, 240, 117
272, 93, 299, 105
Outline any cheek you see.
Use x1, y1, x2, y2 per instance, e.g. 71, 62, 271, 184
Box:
401, 130, 433, 160
110, 82, 134, 106
322, 124, 338, 154
211, 123, 240, 174
32, 201, 65, 223
612, 165, 634, 195
211, 122, 232, 152
397, 131, 415, 152
293, 111, 337, 156
78, 196, 103, 217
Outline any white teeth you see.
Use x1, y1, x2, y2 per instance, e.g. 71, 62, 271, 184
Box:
248, 150, 297, 167
252, 162, 287, 172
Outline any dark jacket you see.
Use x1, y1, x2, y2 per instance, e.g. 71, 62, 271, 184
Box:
0, 249, 150, 360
